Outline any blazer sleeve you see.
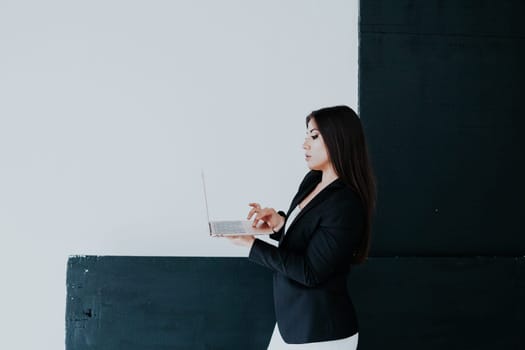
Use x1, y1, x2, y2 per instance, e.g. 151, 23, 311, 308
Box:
268, 210, 287, 241
248, 192, 364, 287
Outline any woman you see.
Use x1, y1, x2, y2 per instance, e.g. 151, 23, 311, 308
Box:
227, 105, 376, 349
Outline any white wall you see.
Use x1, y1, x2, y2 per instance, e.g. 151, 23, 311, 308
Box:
0, 1, 358, 348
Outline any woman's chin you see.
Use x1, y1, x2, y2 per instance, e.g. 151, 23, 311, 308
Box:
306, 163, 318, 171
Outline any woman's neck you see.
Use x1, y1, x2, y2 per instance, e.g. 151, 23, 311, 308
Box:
321, 167, 338, 185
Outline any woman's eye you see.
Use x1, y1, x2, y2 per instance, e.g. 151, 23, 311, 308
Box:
311, 134, 319, 140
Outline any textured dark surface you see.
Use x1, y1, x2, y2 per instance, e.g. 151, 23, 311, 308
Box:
66, 256, 275, 350
355, 2, 525, 349
351, 257, 525, 349
66, 256, 524, 349
360, 0, 525, 256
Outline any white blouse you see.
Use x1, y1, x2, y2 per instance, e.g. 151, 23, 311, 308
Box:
267, 323, 358, 349
283, 205, 302, 237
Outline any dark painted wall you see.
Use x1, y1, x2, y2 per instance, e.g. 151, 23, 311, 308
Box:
67, 256, 524, 349
66, 257, 275, 349
353, 0, 525, 348
359, 0, 525, 256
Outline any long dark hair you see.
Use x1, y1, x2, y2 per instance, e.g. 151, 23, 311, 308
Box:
307, 105, 376, 264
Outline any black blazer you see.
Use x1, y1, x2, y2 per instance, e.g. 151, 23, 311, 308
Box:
248, 170, 365, 344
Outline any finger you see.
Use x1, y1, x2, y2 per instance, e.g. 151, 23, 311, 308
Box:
256, 208, 271, 221
247, 207, 258, 220
253, 209, 270, 225
247, 203, 260, 220
253, 212, 269, 227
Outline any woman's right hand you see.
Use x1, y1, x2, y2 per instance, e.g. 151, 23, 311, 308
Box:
247, 203, 285, 232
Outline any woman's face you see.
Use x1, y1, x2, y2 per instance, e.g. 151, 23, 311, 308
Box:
303, 118, 331, 171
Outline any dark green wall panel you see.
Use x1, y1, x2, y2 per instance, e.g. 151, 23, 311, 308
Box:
66, 256, 275, 349
360, 0, 525, 37
66, 256, 524, 349
351, 257, 524, 349
359, 0, 525, 255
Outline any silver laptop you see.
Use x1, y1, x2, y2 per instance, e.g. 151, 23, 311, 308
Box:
201, 171, 273, 236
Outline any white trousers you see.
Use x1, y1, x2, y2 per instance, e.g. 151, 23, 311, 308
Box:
267, 323, 359, 350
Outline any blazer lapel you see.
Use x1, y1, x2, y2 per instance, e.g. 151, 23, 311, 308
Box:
280, 178, 345, 244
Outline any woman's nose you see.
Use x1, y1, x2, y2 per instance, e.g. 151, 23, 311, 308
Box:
303, 139, 310, 149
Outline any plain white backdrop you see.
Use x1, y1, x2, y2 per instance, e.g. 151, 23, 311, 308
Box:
0, 1, 358, 348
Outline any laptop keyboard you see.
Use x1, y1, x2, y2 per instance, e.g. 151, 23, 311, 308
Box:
213, 221, 247, 234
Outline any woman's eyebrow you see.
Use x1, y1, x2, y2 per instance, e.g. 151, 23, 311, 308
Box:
308, 128, 319, 133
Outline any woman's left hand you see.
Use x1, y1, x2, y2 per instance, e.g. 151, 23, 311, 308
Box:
225, 235, 255, 248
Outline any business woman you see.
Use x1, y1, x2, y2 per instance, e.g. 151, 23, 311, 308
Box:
227, 106, 376, 349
